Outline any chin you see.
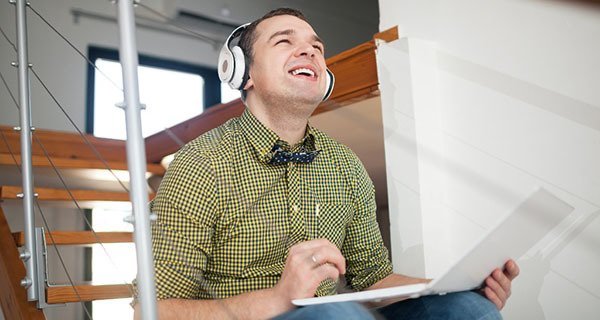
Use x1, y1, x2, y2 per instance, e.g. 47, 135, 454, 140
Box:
291, 88, 324, 103
263, 85, 323, 106
292, 94, 322, 105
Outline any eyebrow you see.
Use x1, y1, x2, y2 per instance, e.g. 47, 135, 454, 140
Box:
268, 29, 324, 46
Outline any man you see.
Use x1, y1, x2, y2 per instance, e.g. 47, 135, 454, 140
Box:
134, 8, 519, 319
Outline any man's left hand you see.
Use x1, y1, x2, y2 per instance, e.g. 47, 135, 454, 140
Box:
482, 259, 520, 310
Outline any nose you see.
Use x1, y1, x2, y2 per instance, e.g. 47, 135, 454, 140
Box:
294, 41, 317, 58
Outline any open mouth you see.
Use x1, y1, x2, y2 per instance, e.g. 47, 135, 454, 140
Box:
289, 66, 317, 79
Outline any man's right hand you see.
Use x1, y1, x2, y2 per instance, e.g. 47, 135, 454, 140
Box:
273, 238, 346, 306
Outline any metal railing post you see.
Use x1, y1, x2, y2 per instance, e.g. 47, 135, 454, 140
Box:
15, 0, 39, 301
116, 0, 158, 319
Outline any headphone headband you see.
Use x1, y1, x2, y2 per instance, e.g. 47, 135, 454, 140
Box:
224, 23, 250, 52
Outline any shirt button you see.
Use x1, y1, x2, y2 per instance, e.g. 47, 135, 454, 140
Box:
292, 205, 300, 212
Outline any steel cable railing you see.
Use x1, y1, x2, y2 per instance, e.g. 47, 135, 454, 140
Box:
28, 67, 131, 193
0, 69, 134, 320
0, 115, 94, 319
0, 23, 135, 293
0, 3, 163, 316
0, 6, 139, 318
0, 17, 131, 193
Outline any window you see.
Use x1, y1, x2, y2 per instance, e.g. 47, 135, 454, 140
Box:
86, 46, 221, 139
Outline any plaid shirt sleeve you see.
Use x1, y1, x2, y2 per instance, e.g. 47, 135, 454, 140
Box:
150, 144, 219, 300
341, 153, 393, 291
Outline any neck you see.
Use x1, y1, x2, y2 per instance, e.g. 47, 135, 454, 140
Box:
246, 94, 318, 145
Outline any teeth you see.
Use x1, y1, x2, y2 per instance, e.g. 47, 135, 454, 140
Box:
291, 68, 315, 77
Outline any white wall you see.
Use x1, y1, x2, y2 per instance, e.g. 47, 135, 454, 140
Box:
377, 0, 600, 319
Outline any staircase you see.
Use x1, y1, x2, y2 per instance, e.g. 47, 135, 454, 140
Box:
0, 126, 161, 319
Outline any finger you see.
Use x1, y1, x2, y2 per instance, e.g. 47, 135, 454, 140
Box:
290, 239, 342, 262
504, 260, 520, 280
308, 254, 345, 276
486, 275, 508, 303
484, 286, 504, 310
493, 269, 512, 296
288, 240, 343, 269
315, 262, 341, 283
310, 247, 346, 274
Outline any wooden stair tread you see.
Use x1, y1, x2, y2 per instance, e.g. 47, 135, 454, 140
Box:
0, 153, 165, 175
0, 185, 156, 202
47, 283, 133, 303
12, 231, 133, 246
0, 125, 129, 162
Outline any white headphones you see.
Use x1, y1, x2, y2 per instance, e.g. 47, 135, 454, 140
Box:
218, 23, 335, 101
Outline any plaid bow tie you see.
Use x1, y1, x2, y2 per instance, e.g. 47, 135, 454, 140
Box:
268, 145, 320, 164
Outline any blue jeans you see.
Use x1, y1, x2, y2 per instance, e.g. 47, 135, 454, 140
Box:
272, 302, 375, 320
273, 291, 501, 320
373, 291, 502, 320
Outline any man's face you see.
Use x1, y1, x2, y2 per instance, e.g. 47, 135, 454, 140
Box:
244, 15, 328, 106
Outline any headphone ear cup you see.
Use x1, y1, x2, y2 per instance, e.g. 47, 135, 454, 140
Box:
322, 68, 335, 101
217, 45, 234, 83
229, 46, 246, 90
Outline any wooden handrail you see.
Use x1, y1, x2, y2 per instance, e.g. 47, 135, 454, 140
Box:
144, 26, 399, 163
12, 231, 133, 246
46, 284, 132, 304
0, 207, 46, 319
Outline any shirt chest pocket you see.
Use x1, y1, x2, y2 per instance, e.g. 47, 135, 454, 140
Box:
315, 202, 354, 248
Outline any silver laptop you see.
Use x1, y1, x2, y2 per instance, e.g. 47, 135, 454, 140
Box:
293, 188, 574, 306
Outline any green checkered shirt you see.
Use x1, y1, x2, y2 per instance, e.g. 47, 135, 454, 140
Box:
149, 108, 392, 300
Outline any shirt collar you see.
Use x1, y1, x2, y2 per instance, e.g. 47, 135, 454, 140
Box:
239, 109, 319, 164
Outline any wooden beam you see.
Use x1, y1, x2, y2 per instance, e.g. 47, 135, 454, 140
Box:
0, 186, 155, 202
46, 284, 132, 304
144, 26, 400, 163
374, 26, 399, 43
0, 207, 46, 319
12, 231, 133, 246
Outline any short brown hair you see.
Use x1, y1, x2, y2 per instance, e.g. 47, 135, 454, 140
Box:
238, 8, 310, 66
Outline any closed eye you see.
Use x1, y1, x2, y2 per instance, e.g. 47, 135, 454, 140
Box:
313, 45, 324, 53
276, 39, 290, 45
